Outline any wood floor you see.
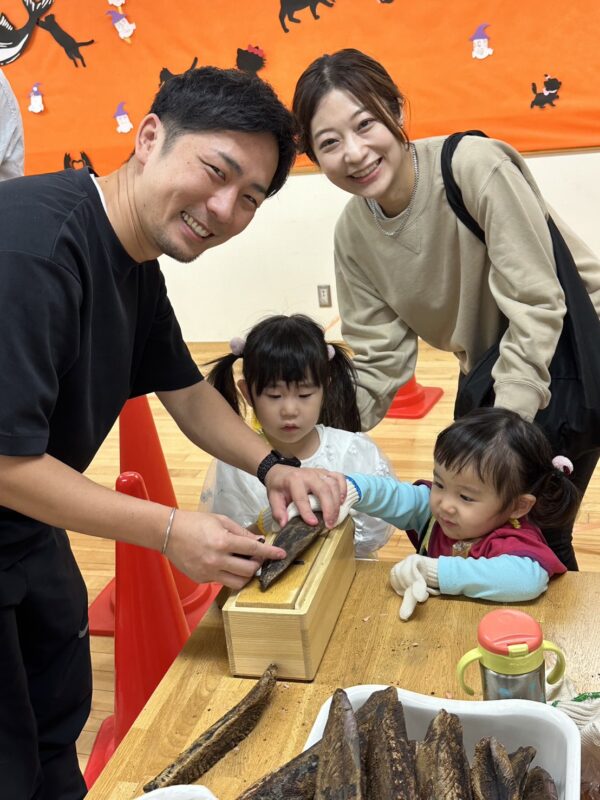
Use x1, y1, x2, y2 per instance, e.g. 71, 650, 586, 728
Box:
69, 342, 600, 776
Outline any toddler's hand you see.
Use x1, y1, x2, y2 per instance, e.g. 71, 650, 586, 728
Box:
390, 554, 440, 621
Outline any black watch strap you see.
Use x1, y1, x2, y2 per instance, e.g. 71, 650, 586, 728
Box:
257, 449, 301, 485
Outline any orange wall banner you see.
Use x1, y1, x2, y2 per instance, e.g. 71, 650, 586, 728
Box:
3, 0, 600, 178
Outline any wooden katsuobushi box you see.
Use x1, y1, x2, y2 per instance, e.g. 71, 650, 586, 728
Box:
222, 518, 356, 681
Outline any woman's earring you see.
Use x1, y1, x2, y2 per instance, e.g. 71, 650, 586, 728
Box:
509, 518, 521, 529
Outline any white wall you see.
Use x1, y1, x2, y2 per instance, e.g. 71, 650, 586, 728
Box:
160, 150, 600, 342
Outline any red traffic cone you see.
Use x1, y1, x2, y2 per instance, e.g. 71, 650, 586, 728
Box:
84, 471, 190, 788
386, 376, 443, 419
88, 395, 221, 635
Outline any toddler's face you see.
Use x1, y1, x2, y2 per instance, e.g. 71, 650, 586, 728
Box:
429, 462, 509, 542
253, 379, 323, 457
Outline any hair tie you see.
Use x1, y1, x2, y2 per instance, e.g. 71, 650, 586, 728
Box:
229, 336, 246, 357
552, 455, 574, 476
326, 344, 335, 361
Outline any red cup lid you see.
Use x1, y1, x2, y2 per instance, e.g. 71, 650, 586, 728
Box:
477, 608, 543, 655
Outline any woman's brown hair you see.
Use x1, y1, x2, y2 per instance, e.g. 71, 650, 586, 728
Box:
292, 48, 408, 163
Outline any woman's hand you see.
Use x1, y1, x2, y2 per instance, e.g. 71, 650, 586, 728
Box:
166, 509, 286, 590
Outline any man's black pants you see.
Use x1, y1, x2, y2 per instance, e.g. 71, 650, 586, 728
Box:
0, 529, 91, 800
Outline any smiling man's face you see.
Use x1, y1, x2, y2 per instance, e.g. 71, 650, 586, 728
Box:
134, 117, 279, 263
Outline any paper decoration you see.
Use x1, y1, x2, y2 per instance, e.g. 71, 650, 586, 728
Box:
530, 75, 562, 109
278, 0, 335, 34
159, 57, 199, 87
28, 82, 44, 112
0, 0, 52, 65
37, 14, 95, 67
64, 152, 96, 174
236, 45, 265, 74
106, 10, 136, 43
469, 23, 493, 59
113, 101, 133, 133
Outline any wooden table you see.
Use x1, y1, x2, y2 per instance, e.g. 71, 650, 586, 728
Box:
86, 563, 600, 799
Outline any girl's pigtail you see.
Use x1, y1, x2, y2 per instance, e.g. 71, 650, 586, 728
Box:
205, 353, 244, 417
528, 467, 581, 531
320, 343, 362, 432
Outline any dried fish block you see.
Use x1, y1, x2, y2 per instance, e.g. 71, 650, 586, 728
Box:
508, 746, 536, 796
259, 513, 326, 590
314, 688, 362, 799
143, 664, 277, 792
366, 694, 417, 800
522, 766, 559, 800
470, 736, 519, 800
416, 709, 473, 800
236, 687, 398, 800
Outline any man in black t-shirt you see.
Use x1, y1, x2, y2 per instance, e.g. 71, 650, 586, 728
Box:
0, 68, 345, 800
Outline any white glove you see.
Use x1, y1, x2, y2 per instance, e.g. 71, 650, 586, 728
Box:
389, 554, 440, 621
265, 478, 361, 532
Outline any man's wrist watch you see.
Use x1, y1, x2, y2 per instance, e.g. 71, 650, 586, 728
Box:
257, 449, 301, 485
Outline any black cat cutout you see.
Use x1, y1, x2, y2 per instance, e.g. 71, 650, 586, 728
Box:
0, 0, 53, 66
37, 14, 94, 67
279, 0, 335, 33
236, 46, 265, 75
531, 75, 562, 109
64, 151, 97, 175
159, 57, 199, 86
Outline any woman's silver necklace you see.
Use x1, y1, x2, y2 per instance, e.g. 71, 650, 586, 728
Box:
367, 144, 419, 238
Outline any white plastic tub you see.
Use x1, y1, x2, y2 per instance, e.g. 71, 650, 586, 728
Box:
304, 685, 580, 799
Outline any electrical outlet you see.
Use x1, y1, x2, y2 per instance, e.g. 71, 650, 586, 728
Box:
318, 284, 332, 307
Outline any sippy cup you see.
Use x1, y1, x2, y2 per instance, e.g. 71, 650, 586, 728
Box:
456, 608, 566, 702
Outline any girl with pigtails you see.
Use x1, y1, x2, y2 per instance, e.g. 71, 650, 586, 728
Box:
199, 314, 395, 557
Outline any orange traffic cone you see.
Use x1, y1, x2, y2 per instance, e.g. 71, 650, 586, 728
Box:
386, 376, 443, 419
88, 395, 221, 635
84, 472, 190, 788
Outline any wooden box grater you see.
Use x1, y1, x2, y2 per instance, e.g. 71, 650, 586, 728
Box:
222, 518, 356, 681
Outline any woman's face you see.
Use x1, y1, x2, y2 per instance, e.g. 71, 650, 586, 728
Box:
309, 88, 407, 214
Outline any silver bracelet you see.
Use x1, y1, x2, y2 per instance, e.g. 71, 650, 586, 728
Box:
161, 507, 177, 555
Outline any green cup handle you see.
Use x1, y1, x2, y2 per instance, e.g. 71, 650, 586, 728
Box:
543, 640, 566, 685
456, 647, 481, 695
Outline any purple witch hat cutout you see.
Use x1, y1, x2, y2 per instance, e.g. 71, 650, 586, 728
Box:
469, 22, 493, 59
113, 101, 133, 133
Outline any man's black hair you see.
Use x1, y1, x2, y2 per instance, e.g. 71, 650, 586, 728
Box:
150, 66, 296, 196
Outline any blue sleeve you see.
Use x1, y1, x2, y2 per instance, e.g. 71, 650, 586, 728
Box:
348, 475, 431, 532
438, 554, 550, 601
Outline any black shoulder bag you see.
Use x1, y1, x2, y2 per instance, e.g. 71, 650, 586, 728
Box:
441, 130, 600, 459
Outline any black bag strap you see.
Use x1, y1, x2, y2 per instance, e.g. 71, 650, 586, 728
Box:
440, 130, 488, 243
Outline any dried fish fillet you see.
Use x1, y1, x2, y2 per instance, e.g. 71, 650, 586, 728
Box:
522, 766, 559, 800
314, 688, 362, 799
143, 663, 277, 792
508, 746, 536, 796
236, 686, 398, 799
416, 709, 473, 800
366, 693, 417, 800
259, 513, 326, 590
470, 736, 519, 800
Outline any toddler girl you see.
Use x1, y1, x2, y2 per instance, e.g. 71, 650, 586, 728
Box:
199, 314, 394, 557
337, 408, 580, 617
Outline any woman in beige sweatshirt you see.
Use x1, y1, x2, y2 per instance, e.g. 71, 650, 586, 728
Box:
292, 48, 600, 571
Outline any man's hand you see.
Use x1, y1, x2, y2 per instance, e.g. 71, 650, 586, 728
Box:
265, 476, 361, 532
165, 509, 286, 591
264, 466, 348, 529
389, 554, 440, 621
